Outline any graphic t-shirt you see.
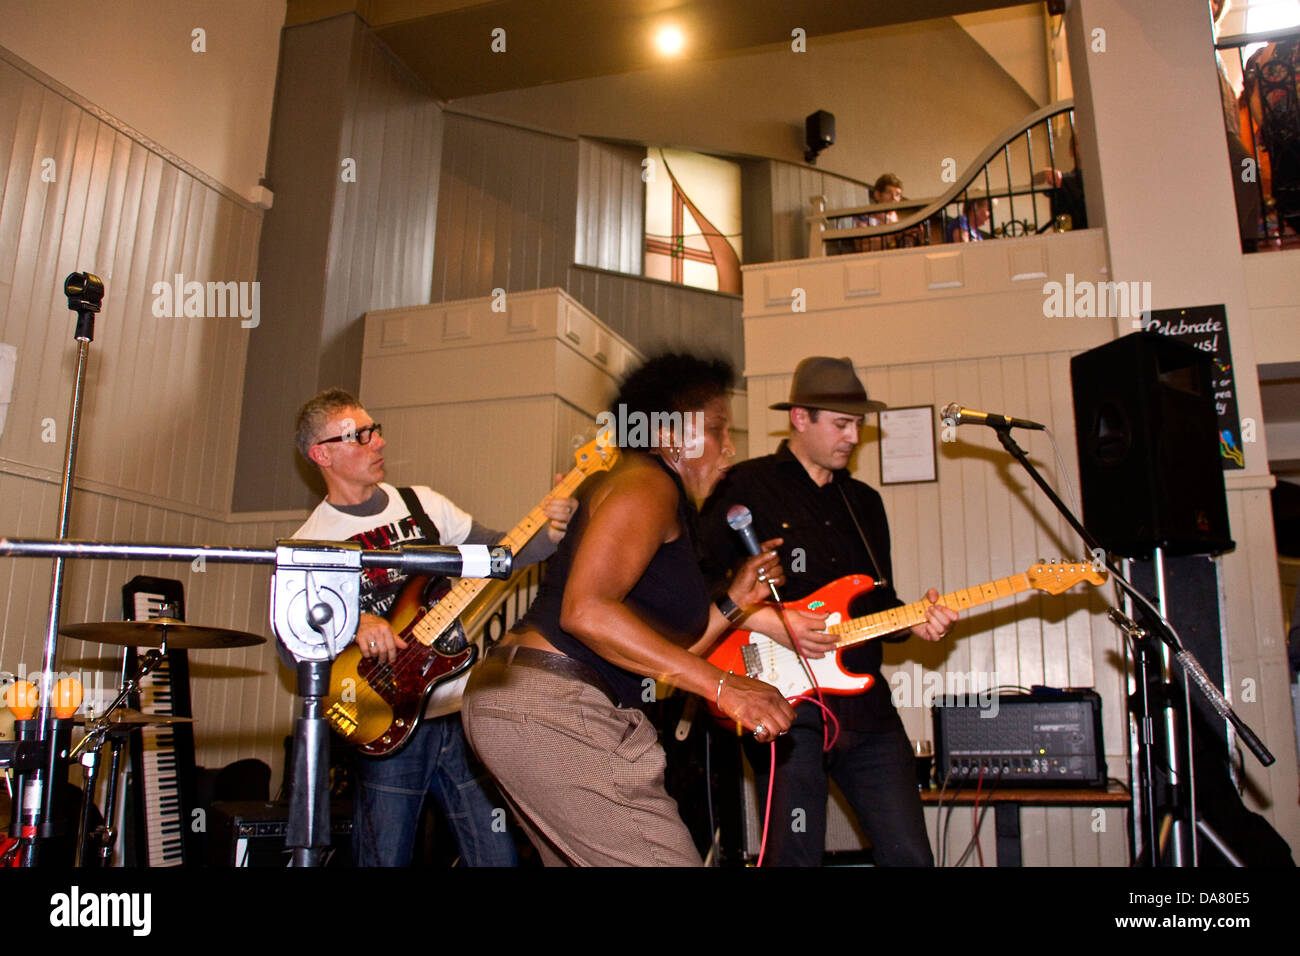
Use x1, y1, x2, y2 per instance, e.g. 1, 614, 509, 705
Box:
294, 482, 473, 618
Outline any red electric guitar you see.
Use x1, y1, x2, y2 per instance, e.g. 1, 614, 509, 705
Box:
706, 561, 1107, 719
323, 432, 618, 756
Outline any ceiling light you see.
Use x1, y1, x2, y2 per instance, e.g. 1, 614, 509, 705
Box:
655, 25, 685, 57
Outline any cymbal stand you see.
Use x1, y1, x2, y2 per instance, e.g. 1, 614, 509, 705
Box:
0, 535, 511, 866
69, 648, 165, 866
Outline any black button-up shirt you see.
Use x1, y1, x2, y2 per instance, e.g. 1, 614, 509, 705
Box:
698, 441, 905, 730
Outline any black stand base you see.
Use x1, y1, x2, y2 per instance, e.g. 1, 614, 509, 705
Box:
286, 660, 332, 867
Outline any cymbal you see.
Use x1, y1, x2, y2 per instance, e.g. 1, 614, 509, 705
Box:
78, 708, 195, 727
60, 619, 265, 649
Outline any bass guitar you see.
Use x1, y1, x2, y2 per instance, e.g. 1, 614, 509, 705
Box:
324, 432, 618, 756
706, 561, 1106, 718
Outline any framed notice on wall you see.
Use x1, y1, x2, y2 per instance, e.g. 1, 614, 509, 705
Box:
879, 405, 937, 485
1142, 305, 1244, 470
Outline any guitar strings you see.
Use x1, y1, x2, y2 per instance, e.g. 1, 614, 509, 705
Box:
335, 470, 593, 734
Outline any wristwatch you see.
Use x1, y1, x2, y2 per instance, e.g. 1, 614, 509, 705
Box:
716, 595, 745, 624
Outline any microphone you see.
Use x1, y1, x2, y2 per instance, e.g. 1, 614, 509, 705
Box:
726, 505, 781, 602
726, 504, 764, 556
941, 403, 1044, 431
361, 544, 513, 579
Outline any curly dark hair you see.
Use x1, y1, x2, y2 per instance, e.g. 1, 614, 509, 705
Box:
611, 353, 734, 424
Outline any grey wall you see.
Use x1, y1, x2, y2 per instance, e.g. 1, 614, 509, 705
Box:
763, 158, 874, 262
565, 265, 742, 370
575, 138, 644, 276
232, 14, 442, 512
431, 112, 578, 302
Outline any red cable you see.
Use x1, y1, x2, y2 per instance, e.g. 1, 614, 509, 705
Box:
755, 599, 842, 866
757, 742, 775, 867
775, 601, 839, 751
756, 695, 840, 867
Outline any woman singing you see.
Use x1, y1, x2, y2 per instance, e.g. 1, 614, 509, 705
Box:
462, 354, 815, 865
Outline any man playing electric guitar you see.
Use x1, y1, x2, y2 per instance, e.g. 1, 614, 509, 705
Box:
699, 357, 958, 866
293, 388, 577, 866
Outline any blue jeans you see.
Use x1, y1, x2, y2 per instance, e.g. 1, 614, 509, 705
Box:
352, 714, 517, 866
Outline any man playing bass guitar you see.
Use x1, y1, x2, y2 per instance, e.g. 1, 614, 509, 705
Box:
293, 388, 577, 866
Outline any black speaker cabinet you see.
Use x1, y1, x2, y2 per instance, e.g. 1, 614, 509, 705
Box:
209, 800, 353, 867
805, 110, 835, 151
1071, 333, 1233, 558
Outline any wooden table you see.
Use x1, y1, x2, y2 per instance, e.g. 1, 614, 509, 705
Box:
920, 782, 1131, 866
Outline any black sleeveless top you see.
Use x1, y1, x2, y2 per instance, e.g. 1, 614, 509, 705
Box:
516, 455, 712, 709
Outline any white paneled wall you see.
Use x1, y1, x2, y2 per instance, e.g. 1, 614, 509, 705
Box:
738, 233, 1297, 865
0, 470, 305, 784
0, 48, 304, 783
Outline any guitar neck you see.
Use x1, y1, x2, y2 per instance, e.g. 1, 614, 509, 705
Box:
410, 469, 588, 645
830, 573, 1032, 647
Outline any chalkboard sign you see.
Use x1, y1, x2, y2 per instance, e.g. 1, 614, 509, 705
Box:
1142, 304, 1244, 471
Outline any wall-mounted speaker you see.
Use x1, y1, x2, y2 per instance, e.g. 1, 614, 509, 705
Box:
805, 110, 835, 164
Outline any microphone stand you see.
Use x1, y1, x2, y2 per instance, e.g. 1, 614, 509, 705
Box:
984, 421, 1272, 866
8, 274, 103, 866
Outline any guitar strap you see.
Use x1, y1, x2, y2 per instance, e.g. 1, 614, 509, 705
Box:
396, 486, 441, 545
836, 482, 886, 585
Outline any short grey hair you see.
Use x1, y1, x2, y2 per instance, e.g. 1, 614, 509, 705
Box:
295, 388, 361, 460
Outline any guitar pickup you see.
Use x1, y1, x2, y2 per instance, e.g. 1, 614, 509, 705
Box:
326, 702, 357, 734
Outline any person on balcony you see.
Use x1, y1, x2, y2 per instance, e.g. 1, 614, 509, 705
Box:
852, 173, 905, 252
1244, 35, 1300, 238
947, 197, 990, 242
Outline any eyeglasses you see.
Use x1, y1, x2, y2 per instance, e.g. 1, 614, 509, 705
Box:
315, 423, 382, 446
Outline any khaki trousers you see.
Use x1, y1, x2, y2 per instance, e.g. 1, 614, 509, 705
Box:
462, 647, 702, 867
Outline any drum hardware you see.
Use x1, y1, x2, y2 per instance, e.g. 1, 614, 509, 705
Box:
2, 534, 511, 866
59, 619, 265, 651
3, 272, 512, 866
58, 611, 248, 865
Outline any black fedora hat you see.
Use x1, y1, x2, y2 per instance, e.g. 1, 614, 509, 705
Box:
770, 356, 887, 415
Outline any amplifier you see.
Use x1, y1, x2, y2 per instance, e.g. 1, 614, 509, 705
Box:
932, 689, 1106, 788
209, 800, 353, 867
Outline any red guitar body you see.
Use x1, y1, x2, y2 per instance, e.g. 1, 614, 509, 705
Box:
706, 574, 879, 719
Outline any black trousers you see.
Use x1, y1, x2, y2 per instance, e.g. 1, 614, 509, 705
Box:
746, 705, 933, 866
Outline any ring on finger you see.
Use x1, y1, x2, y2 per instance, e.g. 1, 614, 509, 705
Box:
754, 722, 766, 737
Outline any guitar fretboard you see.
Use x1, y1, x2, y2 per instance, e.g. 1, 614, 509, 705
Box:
410, 468, 590, 645
829, 573, 1032, 647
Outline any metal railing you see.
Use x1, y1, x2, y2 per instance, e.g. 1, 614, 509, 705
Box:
808, 100, 1080, 256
